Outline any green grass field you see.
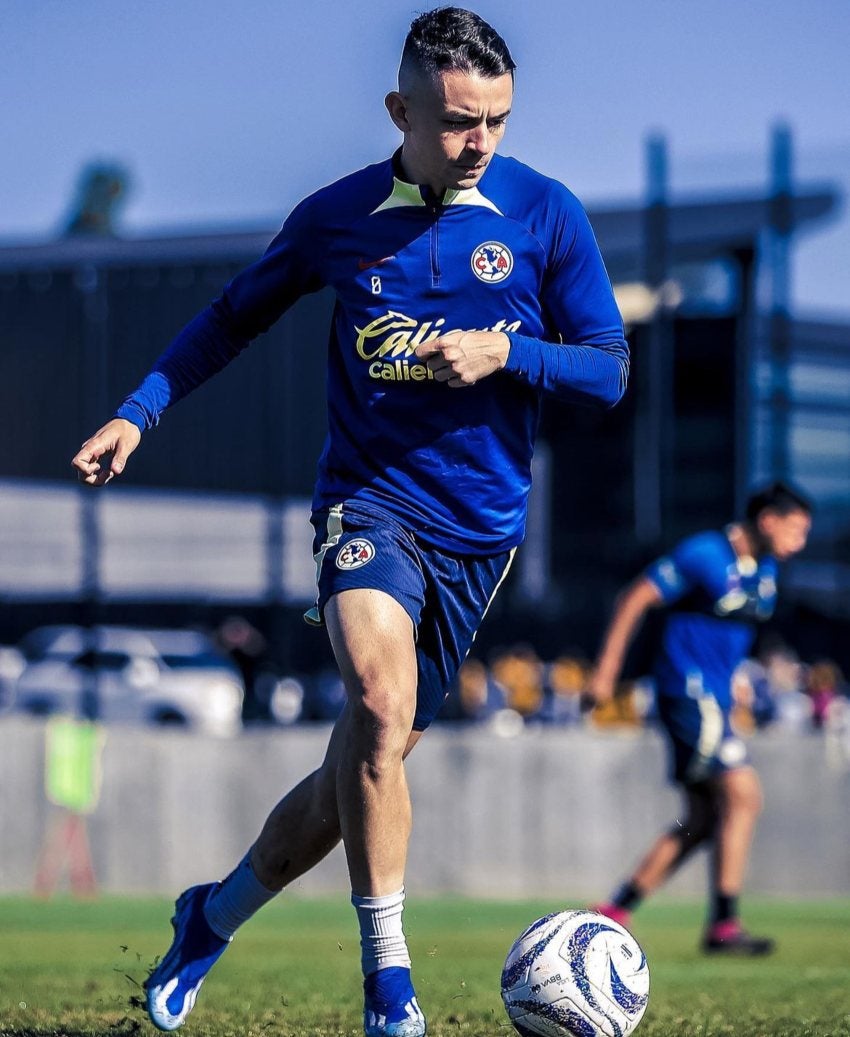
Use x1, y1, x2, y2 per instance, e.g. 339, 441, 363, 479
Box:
0, 895, 848, 1037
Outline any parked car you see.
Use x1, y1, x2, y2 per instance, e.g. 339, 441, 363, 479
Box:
13, 625, 244, 736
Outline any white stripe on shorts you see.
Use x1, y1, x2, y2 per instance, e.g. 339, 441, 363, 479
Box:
303, 503, 345, 627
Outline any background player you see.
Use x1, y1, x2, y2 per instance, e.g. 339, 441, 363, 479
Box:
71, 8, 628, 1036
588, 482, 812, 953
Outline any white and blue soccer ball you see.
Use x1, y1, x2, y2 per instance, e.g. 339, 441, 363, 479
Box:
500, 910, 650, 1037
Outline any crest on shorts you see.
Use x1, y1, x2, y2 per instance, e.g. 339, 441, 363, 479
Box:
336, 538, 375, 570
471, 241, 513, 283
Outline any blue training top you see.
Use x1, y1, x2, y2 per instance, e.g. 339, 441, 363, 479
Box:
116, 151, 628, 554
645, 529, 779, 708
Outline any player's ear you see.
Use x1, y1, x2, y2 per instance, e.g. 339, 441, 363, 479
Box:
385, 91, 411, 132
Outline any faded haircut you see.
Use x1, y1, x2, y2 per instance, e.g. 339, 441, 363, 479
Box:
401, 7, 516, 80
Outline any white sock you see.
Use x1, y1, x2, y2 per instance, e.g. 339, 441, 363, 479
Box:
351, 887, 411, 976
204, 852, 278, 940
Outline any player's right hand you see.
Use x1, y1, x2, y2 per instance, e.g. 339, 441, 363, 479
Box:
585, 667, 617, 705
71, 418, 141, 486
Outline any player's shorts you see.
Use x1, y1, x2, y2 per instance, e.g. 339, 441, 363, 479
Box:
656, 686, 750, 786
304, 500, 515, 731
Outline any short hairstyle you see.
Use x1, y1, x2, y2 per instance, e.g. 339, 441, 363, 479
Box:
401, 7, 516, 79
745, 480, 813, 523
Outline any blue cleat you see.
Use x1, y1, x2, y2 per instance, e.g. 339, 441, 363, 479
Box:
144, 883, 231, 1031
363, 966, 426, 1037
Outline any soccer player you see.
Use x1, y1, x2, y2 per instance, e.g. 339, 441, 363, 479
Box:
71, 8, 628, 1034
588, 482, 812, 954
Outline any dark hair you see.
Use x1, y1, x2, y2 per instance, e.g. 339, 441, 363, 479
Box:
401, 7, 515, 79
745, 480, 813, 523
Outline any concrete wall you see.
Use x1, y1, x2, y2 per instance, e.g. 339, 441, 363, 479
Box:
2, 717, 848, 897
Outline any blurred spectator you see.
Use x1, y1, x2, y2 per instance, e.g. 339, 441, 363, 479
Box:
824, 687, 850, 766
215, 615, 269, 720
490, 644, 545, 719
805, 659, 845, 730
538, 654, 587, 725
762, 643, 811, 731
736, 657, 776, 728
454, 657, 506, 722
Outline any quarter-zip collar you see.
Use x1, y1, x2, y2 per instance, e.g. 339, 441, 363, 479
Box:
369, 149, 503, 215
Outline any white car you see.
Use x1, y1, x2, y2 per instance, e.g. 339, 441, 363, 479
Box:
14, 625, 244, 736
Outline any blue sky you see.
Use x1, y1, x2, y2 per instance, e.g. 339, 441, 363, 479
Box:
3, 0, 849, 318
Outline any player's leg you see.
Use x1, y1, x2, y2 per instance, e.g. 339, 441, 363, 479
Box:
594, 782, 716, 926
595, 691, 716, 925
703, 764, 773, 954
307, 506, 432, 1035
145, 697, 425, 1032
143, 711, 350, 1032
627, 784, 716, 893
712, 764, 763, 896
250, 706, 424, 890
343, 540, 515, 1037
146, 510, 509, 1035
145, 505, 427, 1031
343, 542, 514, 1037
712, 764, 762, 892
632, 782, 717, 891
325, 588, 427, 1037
326, 588, 418, 895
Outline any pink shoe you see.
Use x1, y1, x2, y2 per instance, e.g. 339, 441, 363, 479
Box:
702, 919, 774, 955
591, 902, 632, 928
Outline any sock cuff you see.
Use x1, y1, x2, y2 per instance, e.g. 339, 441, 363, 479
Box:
204, 852, 278, 940
240, 853, 277, 896
352, 887, 410, 974
351, 887, 405, 910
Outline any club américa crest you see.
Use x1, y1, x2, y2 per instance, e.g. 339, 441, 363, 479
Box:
471, 241, 513, 283
336, 538, 375, 570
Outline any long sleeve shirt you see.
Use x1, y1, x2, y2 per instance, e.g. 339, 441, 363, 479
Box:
117, 151, 628, 554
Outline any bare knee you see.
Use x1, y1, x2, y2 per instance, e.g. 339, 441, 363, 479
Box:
717, 768, 763, 819
347, 681, 414, 775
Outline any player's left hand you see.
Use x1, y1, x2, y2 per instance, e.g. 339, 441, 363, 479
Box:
414, 331, 510, 387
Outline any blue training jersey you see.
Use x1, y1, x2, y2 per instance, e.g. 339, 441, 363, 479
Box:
116, 151, 628, 554
645, 529, 779, 708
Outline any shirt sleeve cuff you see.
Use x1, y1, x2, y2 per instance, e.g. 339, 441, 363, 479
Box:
502, 331, 530, 375
114, 401, 150, 432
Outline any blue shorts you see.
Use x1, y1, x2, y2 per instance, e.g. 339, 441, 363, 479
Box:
304, 501, 515, 731
656, 687, 750, 786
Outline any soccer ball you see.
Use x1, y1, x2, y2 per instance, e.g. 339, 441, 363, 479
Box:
500, 910, 650, 1037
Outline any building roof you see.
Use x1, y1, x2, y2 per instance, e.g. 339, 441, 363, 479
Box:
0, 188, 839, 275
591, 189, 837, 279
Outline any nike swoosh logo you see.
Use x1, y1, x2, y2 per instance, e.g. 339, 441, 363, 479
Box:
357, 255, 396, 271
